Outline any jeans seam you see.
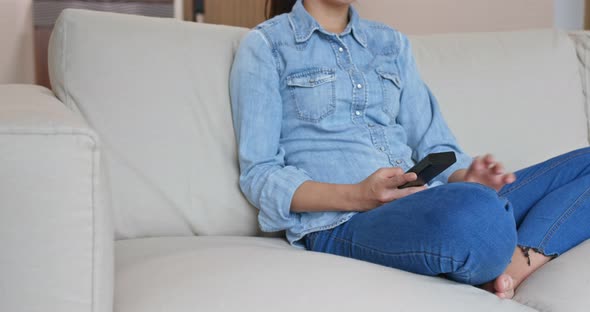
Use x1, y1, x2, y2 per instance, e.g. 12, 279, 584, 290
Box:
305, 235, 312, 250
307, 232, 317, 250
332, 237, 467, 265
537, 186, 590, 252
499, 149, 590, 196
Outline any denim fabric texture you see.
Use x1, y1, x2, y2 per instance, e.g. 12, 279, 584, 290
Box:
230, 0, 472, 247
305, 148, 590, 285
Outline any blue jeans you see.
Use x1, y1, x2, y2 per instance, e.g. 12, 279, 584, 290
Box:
303, 148, 590, 285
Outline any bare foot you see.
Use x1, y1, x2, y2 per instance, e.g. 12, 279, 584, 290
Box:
481, 247, 551, 299
481, 273, 516, 299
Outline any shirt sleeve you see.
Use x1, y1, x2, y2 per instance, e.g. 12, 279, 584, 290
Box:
395, 33, 472, 184
230, 30, 312, 232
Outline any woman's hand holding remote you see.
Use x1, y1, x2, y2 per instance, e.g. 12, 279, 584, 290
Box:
290, 168, 427, 213
356, 168, 428, 211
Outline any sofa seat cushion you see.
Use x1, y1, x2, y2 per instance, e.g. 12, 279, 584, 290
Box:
514, 239, 590, 311
115, 236, 534, 312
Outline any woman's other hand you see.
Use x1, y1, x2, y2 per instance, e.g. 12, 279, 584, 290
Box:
357, 167, 427, 211
459, 154, 516, 191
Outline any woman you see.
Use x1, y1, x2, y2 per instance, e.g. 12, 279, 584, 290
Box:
230, 0, 590, 299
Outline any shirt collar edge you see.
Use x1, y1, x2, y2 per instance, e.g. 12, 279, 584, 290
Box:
289, 0, 368, 48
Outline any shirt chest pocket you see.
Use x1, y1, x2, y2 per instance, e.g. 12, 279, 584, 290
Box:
286, 68, 336, 123
376, 69, 403, 119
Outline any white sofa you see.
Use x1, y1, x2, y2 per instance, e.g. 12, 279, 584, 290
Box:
1, 9, 590, 312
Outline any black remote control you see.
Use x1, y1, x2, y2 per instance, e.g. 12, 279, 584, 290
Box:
398, 152, 457, 189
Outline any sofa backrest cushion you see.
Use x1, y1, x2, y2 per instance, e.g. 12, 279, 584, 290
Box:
410, 30, 588, 171
570, 31, 590, 141
49, 10, 588, 239
49, 9, 259, 239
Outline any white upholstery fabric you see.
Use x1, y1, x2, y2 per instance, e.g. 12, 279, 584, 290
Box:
514, 240, 590, 312
42, 9, 590, 311
115, 236, 535, 312
49, 9, 257, 240
49, 10, 589, 240
411, 30, 588, 171
570, 31, 590, 139
0, 85, 113, 312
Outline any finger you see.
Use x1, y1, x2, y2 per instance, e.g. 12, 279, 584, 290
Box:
405, 172, 417, 181
392, 185, 427, 200
378, 167, 404, 179
488, 173, 515, 191
491, 162, 505, 175
376, 184, 423, 203
471, 156, 486, 172
503, 172, 516, 184
389, 172, 418, 187
483, 154, 496, 168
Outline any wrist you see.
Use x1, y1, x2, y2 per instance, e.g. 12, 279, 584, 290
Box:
448, 169, 467, 183
342, 184, 361, 212
345, 183, 375, 212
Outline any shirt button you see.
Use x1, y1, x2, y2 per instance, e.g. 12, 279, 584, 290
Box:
357, 84, 363, 89
367, 123, 375, 128
355, 110, 361, 116
338, 47, 344, 52
396, 160, 403, 164
379, 147, 385, 152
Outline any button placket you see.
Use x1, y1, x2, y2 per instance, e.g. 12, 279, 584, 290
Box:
351, 73, 367, 123
330, 36, 367, 124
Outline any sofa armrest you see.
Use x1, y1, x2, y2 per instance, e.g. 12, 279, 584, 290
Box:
570, 31, 590, 142
0, 85, 113, 312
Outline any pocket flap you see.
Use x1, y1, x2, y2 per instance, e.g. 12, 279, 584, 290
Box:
377, 70, 402, 89
287, 69, 336, 88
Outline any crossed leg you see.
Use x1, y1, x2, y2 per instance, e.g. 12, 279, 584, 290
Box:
482, 147, 590, 298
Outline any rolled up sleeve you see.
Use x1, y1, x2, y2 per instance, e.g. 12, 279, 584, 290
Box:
395, 34, 472, 184
230, 30, 311, 232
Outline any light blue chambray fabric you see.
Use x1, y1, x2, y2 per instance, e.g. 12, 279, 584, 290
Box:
230, 0, 472, 248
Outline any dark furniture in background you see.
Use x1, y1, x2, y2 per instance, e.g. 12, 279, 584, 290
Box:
33, 0, 174, 88
34, 0, 268, 89
184, 0, 266, 27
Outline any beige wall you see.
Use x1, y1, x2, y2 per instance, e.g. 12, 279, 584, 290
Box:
0, 0, 561, 85
355, 0, 553, 34
0, 0, 35, 84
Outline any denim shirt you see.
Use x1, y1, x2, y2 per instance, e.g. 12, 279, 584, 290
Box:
230, 0, 472, 248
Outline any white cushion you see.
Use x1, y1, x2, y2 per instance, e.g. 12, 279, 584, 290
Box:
514, 239, 590, 311
115, 236, 534, 312
44, 10, 590, 311
0, 84, 113, 312
49, 10, 589, 239
49, 9, 257, 239
410, 29, 588, 171
570, 31, 590, 139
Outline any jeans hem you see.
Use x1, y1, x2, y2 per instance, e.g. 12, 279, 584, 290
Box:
517, 243, 560, 259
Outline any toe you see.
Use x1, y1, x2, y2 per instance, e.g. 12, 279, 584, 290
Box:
495, 274, 513, 293
496, 288, 515, 300
493, 274, 516, 299
480, 274, 517, 299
